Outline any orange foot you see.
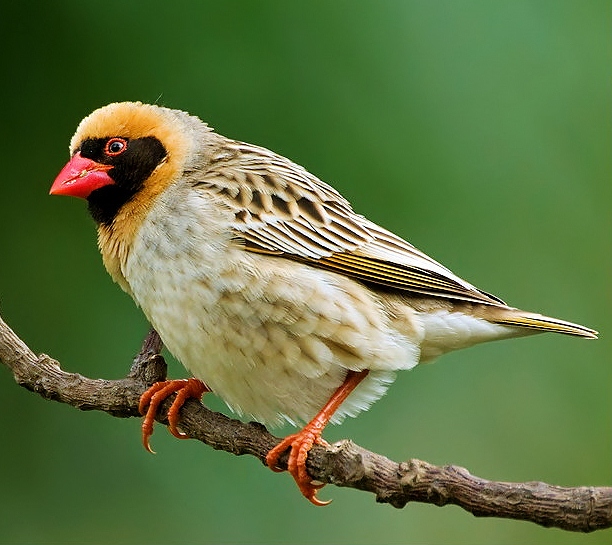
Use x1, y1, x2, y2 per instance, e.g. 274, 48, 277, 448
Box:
266, 419, 331, 506
266, 369, 369, 506
139, 378, 210, 453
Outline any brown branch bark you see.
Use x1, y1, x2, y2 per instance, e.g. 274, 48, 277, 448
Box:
0, 311, 610, 532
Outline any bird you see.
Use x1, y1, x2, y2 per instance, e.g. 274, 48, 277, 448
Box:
50, 101, 597, 505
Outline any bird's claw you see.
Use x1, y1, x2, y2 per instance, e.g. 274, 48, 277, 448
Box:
266, 426, 332, 506
139, 378, 209, 452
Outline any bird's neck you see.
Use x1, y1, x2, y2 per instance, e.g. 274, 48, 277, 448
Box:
97, 219, 135, 295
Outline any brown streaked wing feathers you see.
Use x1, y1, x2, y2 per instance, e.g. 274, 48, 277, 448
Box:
195, 140, 505, 305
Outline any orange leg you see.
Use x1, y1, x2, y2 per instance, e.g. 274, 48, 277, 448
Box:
266, 369, 369, 506
139, 378, 210, 453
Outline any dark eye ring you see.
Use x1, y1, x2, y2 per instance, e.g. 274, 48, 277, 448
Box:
105, 137, 128, 156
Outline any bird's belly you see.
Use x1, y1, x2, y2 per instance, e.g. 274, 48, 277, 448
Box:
124, 231, 419, 427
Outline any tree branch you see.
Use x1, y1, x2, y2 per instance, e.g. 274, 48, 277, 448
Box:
0, 311, 610, 532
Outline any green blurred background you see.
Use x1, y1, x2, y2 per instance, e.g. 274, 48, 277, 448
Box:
0, 1, 610, 543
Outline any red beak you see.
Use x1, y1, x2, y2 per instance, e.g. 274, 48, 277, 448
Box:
50, 153, 114, 199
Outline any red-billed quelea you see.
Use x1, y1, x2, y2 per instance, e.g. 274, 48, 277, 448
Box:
50, 102, 597, 505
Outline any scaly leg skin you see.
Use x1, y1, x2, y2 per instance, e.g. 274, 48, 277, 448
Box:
266, 369, 370, 506
139, 378, 210, 453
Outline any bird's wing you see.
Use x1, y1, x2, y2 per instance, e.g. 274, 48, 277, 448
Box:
194, 141, 505, 305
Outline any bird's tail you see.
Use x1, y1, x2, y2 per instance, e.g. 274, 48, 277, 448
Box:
493, 310, 598, 339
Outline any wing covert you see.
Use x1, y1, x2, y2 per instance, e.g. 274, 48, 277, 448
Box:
194, 140, 504, 305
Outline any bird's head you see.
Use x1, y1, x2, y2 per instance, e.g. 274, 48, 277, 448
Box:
50, 101, 210, 225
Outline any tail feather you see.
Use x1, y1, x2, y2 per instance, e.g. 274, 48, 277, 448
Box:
494, 312, 598, 339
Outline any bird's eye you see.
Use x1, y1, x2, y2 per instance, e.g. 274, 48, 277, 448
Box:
104, 137, 128, 156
